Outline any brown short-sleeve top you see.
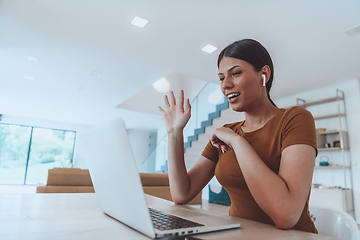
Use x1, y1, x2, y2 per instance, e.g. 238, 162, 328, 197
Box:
201, 106, 318, 233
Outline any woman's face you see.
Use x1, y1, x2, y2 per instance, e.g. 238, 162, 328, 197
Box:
218, 57, 264, 112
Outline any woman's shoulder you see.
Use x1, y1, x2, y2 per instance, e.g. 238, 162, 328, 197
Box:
279, 106, 315, 128
282, 106, 314, 120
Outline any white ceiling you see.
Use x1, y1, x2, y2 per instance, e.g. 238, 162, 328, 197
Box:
0, 0, 359, 129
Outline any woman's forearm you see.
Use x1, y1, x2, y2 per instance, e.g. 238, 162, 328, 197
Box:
231, 137, 298, 228
167, 130, 190, 204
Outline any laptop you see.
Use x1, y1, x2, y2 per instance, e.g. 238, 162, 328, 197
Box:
82, 118, 240, 239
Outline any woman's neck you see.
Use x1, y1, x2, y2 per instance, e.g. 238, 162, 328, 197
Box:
242, 97, 279, 130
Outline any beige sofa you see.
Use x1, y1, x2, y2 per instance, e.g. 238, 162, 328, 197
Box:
36, 168, 95, 193
36, 168, 202, 205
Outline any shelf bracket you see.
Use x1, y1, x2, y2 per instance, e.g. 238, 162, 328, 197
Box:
296, 98, 306, 106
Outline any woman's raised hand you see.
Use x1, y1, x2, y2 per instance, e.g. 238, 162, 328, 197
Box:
158, 90, 191, 134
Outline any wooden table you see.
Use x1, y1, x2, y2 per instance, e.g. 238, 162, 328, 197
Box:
0, 193, 336, 240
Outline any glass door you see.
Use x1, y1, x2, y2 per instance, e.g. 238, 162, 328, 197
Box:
25, 128, 75, 185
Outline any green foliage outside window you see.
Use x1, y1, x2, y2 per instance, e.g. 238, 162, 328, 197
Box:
0, 123, 76, 185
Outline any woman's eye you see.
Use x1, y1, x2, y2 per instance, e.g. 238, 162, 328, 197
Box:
219, 77, 224, 81
232, 71, 241, 77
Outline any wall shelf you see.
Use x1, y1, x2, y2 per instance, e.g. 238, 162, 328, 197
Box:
317, 130, 341, 135
297, 96, 344, 107
297, 89, 353, 189
310, 187, 353, 212
316, 131, 348, 150
314, 165, 350, 170
297, 89, 354, 215
314, 113, 346, 120
318, 147, 343, 152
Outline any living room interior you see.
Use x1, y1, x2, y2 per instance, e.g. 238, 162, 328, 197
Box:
0, 1, 360, 239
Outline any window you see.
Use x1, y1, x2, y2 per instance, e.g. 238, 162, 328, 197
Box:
0, 123, 76, 185
0, 124, 32, 184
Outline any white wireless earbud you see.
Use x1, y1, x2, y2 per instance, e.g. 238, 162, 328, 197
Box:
262, 74, 266, 87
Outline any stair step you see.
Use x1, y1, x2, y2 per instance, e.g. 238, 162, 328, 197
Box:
184, 142, 191, 149
184, 103, 245, 157
208, 111, 221, 120
215, 101, 229, 112
201, 119, 213, 128
187, 135, 198, 142
194, 127, 205, 135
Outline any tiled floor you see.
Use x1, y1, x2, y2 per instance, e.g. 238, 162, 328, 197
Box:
0, 185, 36, 194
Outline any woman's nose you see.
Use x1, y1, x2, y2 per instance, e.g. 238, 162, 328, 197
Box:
222, 74, 234, 90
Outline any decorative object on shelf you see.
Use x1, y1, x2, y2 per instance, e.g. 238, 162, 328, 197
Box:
315, 130, 349, 150
318, 155, 330, 166
333, 140, 340, 148
316, 128, 327, 133
319, 161, 330, 166
312, 183, 324, 189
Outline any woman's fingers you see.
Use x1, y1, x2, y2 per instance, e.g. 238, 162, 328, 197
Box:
179, 90, 184, 112
210, 138, 218, 148
211, 142, 220, 149
211, 141, 227, 153
164, 95, 170, 108
185, 98, 191, 113
221, 145, 226, 153
158, 106, 165, 114
170, 91, 176, 106
211, 134, 230, 153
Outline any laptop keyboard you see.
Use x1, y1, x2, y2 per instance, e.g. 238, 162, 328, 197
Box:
149, 208, 204, 231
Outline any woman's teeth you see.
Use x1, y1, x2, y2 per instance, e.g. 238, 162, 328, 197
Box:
228, 93, 240, 99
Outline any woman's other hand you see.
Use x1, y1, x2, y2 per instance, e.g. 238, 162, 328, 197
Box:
210, 127, 240, 153
158, 90, 191, 134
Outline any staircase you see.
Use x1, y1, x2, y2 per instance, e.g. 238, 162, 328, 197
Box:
183, 99, 245, 169
184, 99, 229, 149
149, 83, 245, 173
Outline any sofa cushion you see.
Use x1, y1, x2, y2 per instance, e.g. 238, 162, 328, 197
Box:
139, 173, 169, 186
46, 168, 93, 186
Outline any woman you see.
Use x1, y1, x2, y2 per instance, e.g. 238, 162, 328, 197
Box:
158, 39, 318, 233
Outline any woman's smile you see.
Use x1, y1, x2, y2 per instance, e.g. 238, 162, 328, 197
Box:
227, 92, 241, 103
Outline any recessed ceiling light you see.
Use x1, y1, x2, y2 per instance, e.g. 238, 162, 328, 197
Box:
131, 16, 149, 28
201, 44, 218, 54
24, 75, 35, 80
152, 78, 170, 93
24, 55, 38, 62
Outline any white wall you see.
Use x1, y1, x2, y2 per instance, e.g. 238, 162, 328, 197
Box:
127, 129, 157, 172
275, 78, 360, 223
155, 127, 167, 171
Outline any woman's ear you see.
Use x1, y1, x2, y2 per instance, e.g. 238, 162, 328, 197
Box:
260, 65, 271, 86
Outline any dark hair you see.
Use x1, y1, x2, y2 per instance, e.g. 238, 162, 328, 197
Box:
217, 39, 276, 107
